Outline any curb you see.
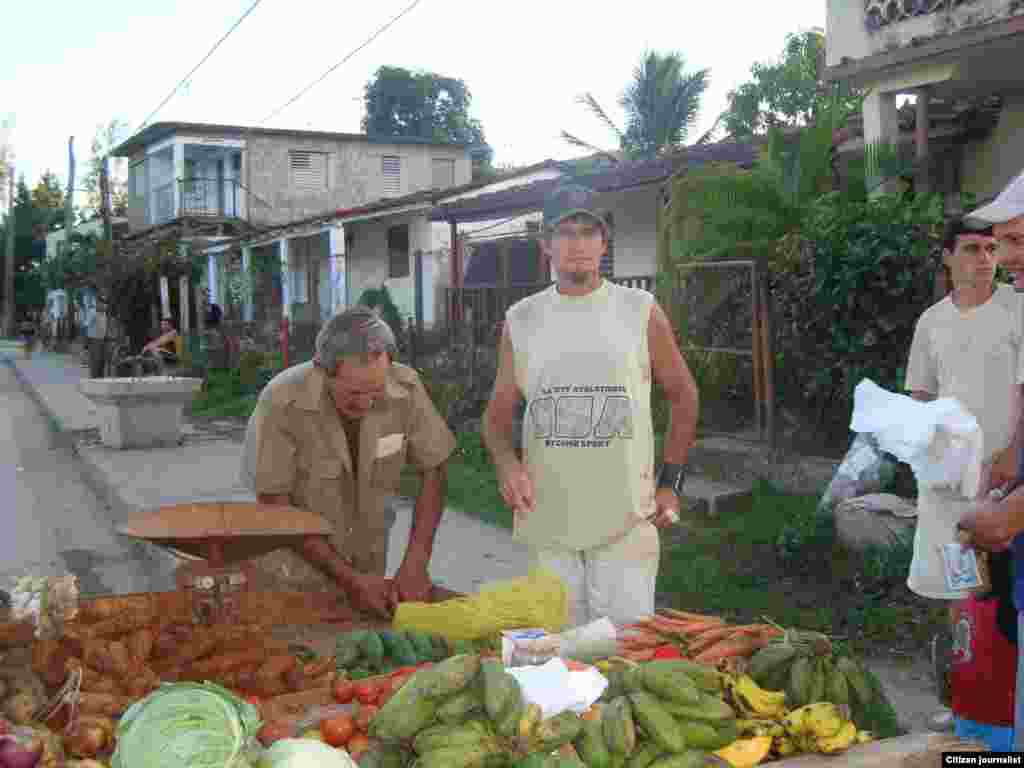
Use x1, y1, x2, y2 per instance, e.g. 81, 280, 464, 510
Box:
2, 356, 137, 520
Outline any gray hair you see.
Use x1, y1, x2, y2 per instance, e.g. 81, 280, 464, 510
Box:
315, 306, 396, 376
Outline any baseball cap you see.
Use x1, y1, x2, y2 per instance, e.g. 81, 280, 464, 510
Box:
967, 169, 1024, 225
542, 183, 606, 231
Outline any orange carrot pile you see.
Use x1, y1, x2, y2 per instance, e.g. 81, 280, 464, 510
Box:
616, 609, 783, 664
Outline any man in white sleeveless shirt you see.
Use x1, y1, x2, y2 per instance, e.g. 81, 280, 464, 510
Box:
482, 183, 700, 627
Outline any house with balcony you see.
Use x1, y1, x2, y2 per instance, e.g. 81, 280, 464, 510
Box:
825, 0, 1024, 203
108, 121, 473, 343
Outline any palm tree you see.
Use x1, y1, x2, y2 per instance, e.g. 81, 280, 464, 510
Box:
562, 51, 713, 164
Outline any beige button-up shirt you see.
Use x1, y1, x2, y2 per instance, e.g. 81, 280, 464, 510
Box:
241, 360, 456, 588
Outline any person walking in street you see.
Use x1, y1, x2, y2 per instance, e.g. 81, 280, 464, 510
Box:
482, 183, 700, 628
241, 306, 456, 620
955, 168, 1024, 750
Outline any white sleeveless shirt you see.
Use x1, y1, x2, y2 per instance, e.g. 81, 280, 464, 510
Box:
505, 280, 657, 551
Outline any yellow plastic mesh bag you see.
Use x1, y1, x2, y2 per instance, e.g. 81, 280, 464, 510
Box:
393, 568, 570, 641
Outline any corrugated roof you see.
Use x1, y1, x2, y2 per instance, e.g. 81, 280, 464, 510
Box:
111, 120, 474, 157
430, 142, 758, 223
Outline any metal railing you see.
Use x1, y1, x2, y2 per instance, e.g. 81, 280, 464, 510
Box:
149, 178, 243, 225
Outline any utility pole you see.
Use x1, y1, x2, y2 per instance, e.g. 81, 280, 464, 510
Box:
65, 138, 75, 243
99, 153, 112, 242
3, 165, 14, 338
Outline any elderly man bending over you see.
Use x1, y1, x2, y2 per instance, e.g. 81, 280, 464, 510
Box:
241, 306, 456, 619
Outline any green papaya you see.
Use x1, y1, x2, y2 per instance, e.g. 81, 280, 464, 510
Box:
576, 717, 612, 768
359, 631, 386, 668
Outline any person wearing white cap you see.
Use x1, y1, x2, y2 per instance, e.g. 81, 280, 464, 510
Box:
957, 168, 1024, 749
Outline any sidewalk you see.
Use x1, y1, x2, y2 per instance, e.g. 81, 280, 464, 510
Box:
3, 351, 530, 594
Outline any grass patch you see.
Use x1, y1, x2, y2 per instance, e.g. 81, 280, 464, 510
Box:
401, 430, 511, 529
187, 369, 260, 421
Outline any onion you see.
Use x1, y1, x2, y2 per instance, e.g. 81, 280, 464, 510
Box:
0, 734, 43, 768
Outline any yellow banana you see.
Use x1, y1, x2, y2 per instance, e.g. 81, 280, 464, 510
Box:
772, 734, 799, 757
856, 730, 873, 744
782, 702, 844, 739
815, 720, 858, 754
730, 675, 788, 719
518, 703, 542, 739
735, 719, 785, 738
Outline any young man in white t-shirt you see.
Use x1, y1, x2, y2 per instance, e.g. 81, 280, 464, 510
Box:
906, 217, 1023, 728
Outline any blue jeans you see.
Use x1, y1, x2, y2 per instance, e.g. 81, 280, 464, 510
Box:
958, 716, 1014, 751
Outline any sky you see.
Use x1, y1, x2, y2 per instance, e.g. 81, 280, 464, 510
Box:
0, 0, 826, 211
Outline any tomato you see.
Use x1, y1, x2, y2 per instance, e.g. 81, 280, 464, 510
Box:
355, 704, 379, 733
354, 682, 378, 706
653, 644, 683, 660
332, 679, 356, 704
375, 678, 393, 700
320, 714, 356, 748
257, 720, 294, 747
347, 733, 371, 758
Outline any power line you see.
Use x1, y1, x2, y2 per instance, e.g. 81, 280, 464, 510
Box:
257, 0, 422, 126
133, 0, 267, 135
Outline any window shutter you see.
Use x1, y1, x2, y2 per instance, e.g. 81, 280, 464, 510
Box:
290, 151, 327, 190
382, 155, 401, 195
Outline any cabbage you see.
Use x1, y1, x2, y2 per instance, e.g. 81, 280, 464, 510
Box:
260, 739, 358, 768
110, 682, 261, 768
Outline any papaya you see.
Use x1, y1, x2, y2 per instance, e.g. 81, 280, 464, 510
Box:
368, 684, 439, 742
628, 692, 685, 753
713, 736, 773, 768
483, 658, 517, 721
626, 742, 665, 768
418, 653, 482, 699
642, 660, 722, 694
639, 664, 701, 706
414, 742, 504, 768
534, 711, 584, 752
661, 692, 735, 723
576, 717, 612, 768
496, 684, 527, 739
413, 719, 492, 755
650, 750, 724, 768
678, 721, 737, 751
438, 688, 486, 723
603, 696, 637, 756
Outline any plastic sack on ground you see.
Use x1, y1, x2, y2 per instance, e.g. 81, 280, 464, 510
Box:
818, 433, 898, 514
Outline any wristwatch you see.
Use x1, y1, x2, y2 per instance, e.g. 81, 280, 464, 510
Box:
657, 463, 687, 499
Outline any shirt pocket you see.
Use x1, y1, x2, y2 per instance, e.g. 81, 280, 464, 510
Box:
302, 456, 344, 518
372, 433, 407, 492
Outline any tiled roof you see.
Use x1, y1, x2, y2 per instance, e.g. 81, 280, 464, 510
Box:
430, 142, 758, 223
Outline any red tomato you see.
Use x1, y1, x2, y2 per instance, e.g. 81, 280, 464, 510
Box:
355, 704, 379, 733
332, 679, 356, 704
320, 714, 356, 748
257, 720, 294, 747
354, 682, 378, 706
348, 733, 371, 758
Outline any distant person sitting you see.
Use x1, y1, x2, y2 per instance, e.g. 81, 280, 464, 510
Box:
206, 303, 223, 328
143, 318, 179, 363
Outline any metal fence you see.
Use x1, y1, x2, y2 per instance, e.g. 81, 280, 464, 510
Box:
666, 260, 775, 447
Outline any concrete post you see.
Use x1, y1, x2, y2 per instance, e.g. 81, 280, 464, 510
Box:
863, 88, 900, 196
179, 275, 190, 333
280, 237, 291, 321
241, 246, 253, 322
172, 142, 185, 218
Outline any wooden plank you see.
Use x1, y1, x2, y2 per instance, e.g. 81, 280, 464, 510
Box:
777, 733, 987, 768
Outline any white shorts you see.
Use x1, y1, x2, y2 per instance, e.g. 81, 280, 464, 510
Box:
530, 521, 660, 628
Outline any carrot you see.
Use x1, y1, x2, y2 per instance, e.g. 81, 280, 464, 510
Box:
644, 616, 695, 637
674, 620, 729, 637
189, 648, 269, 678
686, 627, 741, 654
660, 609, 724, 623
563, 659, 589, 672
618, 636, 667, 651
620, 648, 657, 662
694, 634, 772, 663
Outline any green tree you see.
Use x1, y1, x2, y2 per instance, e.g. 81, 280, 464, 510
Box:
562, 51, 711, 163
362, 66, 491, 176
722, 29, 861, 140
83, 119, 130, 219
31, 170, 65, 231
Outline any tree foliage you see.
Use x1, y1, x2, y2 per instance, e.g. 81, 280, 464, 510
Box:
83, 119, 130, 219
722, 30, 861, 140
31, 171, 65, 231
562, 50, 711, 163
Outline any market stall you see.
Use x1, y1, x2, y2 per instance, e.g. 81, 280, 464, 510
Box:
0, 503, 989, 767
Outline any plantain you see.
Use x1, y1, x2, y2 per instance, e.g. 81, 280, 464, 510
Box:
747, 644, 798, 690
626, 742, 665, 768
807, 657, 828, 704
783, 702, 846, 740
813, 720, 858, 755
826, 658, 850, 706
661, 691, 736, 723
727, 675, 788, 719
641, 659, 723, 694
786, 656, 813, 709
603, 696, 638, 756
835, 656, 873, 708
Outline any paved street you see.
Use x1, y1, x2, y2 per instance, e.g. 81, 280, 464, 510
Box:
0, 359, 177, 597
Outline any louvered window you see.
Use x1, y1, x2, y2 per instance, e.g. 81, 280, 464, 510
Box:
290, 150, 328, 190
382, 155, 401, 195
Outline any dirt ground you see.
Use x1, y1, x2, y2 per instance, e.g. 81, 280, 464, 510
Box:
864, 654, 945, 735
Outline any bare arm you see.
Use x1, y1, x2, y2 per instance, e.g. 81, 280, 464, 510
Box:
910, 390, 936, 403
403, 464, 446, 568
649, 303, 699, 465
482, 326, 523, 472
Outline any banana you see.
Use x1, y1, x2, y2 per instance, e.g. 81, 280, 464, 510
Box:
835, 656, 872, 708
782, 702, 845, 740
729, 675, 788, 719
747, 644, 798, 689
814, 720, 858, 754
519, 703, 543, 739
807, 657, 828, 704
772, 734, 799, 757
735, 719, 785, 738
856, 730, 873, 744
826, 659, 850, 706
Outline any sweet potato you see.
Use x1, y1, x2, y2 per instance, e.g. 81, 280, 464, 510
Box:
127, 627, 156, 661
165, 627, 221, 666
65, 658, 119, 695
74, 605, 157, 638
0, 621, 36, 649
32, 638, 73, 688
78, 692, 134, 717
84, 639, 131, 678
188, 648, 269, 679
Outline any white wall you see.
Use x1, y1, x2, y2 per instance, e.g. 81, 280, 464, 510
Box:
594, 185, 660, 278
